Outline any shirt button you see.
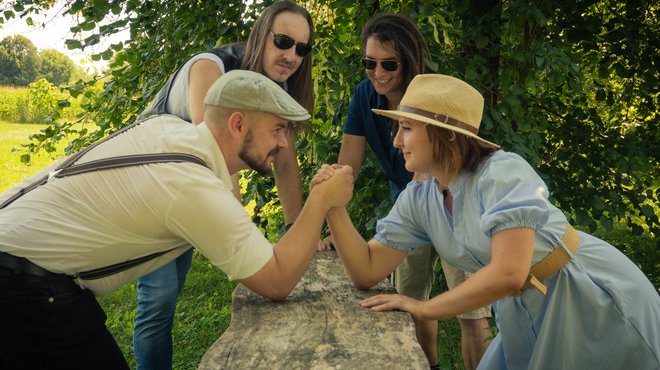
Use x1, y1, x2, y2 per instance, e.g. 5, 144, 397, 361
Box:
48, 297, 54, 303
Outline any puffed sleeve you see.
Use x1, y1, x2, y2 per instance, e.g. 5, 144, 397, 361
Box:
374, 181, 432, 251
477, 152, 550, 237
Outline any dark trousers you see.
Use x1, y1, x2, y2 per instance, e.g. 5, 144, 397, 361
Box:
0, 267, 129, 370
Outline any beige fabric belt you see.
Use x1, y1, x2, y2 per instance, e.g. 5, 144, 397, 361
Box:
515, 225, 580, 295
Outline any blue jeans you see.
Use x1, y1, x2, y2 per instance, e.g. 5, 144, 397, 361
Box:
133, 248, 194, 370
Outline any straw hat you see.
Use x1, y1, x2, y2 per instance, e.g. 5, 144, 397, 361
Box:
372, 74, 499, 148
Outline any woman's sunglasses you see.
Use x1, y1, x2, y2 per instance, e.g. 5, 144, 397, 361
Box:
270, 31, 312, 57
362, 58, 400, 72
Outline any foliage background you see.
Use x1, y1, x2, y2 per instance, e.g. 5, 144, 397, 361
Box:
0, 80, 91, 124
0, 34, 87, 86
1, 0, 657, 287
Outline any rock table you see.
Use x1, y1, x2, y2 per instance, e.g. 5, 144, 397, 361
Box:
198, 250, 429, 369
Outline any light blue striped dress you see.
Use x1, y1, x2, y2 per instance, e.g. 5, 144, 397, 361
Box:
374, 150, 660, 369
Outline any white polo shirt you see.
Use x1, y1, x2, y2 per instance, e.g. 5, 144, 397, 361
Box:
0, 115, 273, 295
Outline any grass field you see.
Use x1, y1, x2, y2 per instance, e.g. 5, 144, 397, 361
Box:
0, 121, 65, 191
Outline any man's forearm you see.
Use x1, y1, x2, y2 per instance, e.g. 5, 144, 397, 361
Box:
241, 192, 327, 301
271, 193, 328, 292
240, 166, 354, 301
274, 143, 303, 225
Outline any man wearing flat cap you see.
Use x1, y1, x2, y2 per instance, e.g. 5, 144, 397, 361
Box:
0, 70, 354, 370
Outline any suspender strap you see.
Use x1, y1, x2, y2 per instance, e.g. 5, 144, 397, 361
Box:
0, 151, 208, 210
0, 176, 49, 211
53, 153, 208, 178
77, 248, 180, 280
0, 119, 210, 211
53, 120, 142, 172
0, 120, 142, 211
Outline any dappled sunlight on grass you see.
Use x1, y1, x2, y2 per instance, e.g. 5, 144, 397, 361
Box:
0, 122, 68, 192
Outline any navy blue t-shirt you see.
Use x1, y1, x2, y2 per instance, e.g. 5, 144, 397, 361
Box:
342, 78, 413, 200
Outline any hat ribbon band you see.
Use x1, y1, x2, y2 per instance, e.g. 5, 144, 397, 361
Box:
397, 105, 478, 134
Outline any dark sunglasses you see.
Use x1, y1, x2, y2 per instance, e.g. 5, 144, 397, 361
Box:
270, 31, 312, 57
362, 58, 400, 72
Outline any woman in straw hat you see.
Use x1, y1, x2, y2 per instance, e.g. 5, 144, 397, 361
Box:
314, 74, 660, 369
324, 13, 491, 370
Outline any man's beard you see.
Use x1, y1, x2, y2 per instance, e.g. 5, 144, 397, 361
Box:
239, 129, 279, 176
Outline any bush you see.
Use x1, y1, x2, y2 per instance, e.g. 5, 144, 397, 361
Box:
0, 85, 28, 122
27, 78, 59, 123
0, 81, 90, 124
0, 82, 54, 123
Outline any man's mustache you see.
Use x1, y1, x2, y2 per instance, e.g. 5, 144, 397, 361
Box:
268, 147, 281, 158
276, 59, 295, 69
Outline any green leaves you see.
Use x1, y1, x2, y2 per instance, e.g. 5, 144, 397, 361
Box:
64, 39, 82, 50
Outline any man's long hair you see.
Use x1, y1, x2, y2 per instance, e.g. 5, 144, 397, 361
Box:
241, 1, 315, 113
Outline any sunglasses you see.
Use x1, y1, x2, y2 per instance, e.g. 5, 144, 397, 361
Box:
362, 58, 400, 72
270, 31, 312, 57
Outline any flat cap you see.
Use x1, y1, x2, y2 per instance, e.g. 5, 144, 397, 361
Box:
204, 70, 310, 122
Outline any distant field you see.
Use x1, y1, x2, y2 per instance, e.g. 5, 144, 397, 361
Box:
0, 121, 67, 192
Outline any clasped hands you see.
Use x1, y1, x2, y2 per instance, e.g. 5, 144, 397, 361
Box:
310, 164, 355, 210
311, 164, 352, 250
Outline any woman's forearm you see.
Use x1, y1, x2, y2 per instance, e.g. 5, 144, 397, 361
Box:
327, 207, 405, 289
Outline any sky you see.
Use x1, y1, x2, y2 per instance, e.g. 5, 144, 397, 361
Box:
0, 2, 129, 74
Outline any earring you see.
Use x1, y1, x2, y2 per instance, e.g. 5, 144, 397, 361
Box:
449, 131, 456, 142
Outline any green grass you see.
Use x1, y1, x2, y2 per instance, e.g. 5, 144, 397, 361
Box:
0, 121, 67, 191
